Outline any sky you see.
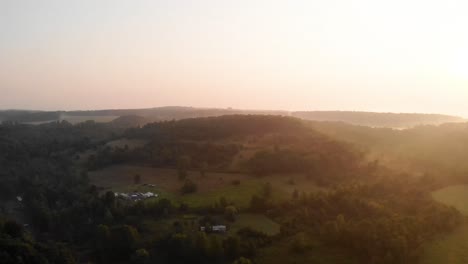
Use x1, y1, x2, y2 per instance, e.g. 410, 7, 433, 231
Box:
1, 0, 468, 116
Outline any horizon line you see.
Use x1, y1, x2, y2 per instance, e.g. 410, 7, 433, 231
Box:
0, 106, 466, 119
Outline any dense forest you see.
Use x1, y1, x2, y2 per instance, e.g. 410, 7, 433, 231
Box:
0, 115, 466, 263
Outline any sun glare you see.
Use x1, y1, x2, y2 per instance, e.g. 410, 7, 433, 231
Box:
451, 53, 468, 79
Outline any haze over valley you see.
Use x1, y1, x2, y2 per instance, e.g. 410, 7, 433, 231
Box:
2, 1, 468, 264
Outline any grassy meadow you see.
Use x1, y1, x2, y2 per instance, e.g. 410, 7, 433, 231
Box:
89, 165, 323, 209
432, 185, 468, 215
421, 224, 468, 264
230, 213, 280, 236
421, 184, 468, 264
256, 234, 359, 264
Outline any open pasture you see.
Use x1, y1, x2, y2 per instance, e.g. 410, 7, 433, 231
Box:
421, 184, 468, 264
89, 165, 252, 194
230, 213, 280, 236
256, 234, 359, 264
89, 165, 264, 208
421, 224, 468, 264
431, 185, 468, 215
89, 165, 323, 209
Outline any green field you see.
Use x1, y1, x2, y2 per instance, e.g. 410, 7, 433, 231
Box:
256, 234, 358, 264
178, 181, 268, 208
421, 184, 468, 264
421, 224, 468, 264
90, 165, 267, 209
89, 165, 253, 192
432, 185, 468, 215
230, 213, 280, 236
89, 165, 324, 210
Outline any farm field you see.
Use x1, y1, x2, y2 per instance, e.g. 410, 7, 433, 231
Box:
89, 165, 268, 208
178, 180, 268, 208
421, 184, 468, 264
431, 185, 468, 215
89, 165, 323, 209
421, 224, 468, 264
256, 234, 359, 264
89, 165, 253, 194
230, 213, 280, 236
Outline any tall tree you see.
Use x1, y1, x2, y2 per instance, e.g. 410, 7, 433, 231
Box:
225, 206, 238, 222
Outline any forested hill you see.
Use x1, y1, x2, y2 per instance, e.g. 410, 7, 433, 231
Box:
111, 115, 361, 179
293, 111, 465, 128
125, 115, 307, 140
308, 121, 468, 183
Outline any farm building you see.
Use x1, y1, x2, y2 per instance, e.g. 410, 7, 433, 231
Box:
114, 192, 158, 201
200, 225, 227, 233
212, 225, 227, 232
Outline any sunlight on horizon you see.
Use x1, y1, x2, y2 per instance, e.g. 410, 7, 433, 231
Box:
1, 0, 468, 116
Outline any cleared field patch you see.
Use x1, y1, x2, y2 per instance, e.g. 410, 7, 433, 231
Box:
421, 224, 468, 264
230, 214, 280, 236
141, 218, 174, 239
89, 165, 320, 209
89, 165, 270, 208
179, 181, 265, 208
256, 235, 359, 264
89, 165, 253, 194
432, 185, 468, 215
420, 185, 468, 264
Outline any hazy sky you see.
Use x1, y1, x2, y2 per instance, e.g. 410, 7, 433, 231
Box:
1, 0, 468, 116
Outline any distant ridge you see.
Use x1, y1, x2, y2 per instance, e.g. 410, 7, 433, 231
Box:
0, 107, 465, 128
292, 111, 465, 128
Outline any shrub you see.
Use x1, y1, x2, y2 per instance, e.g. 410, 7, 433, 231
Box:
181, 179, 197, 194
291, 233, 310, 254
